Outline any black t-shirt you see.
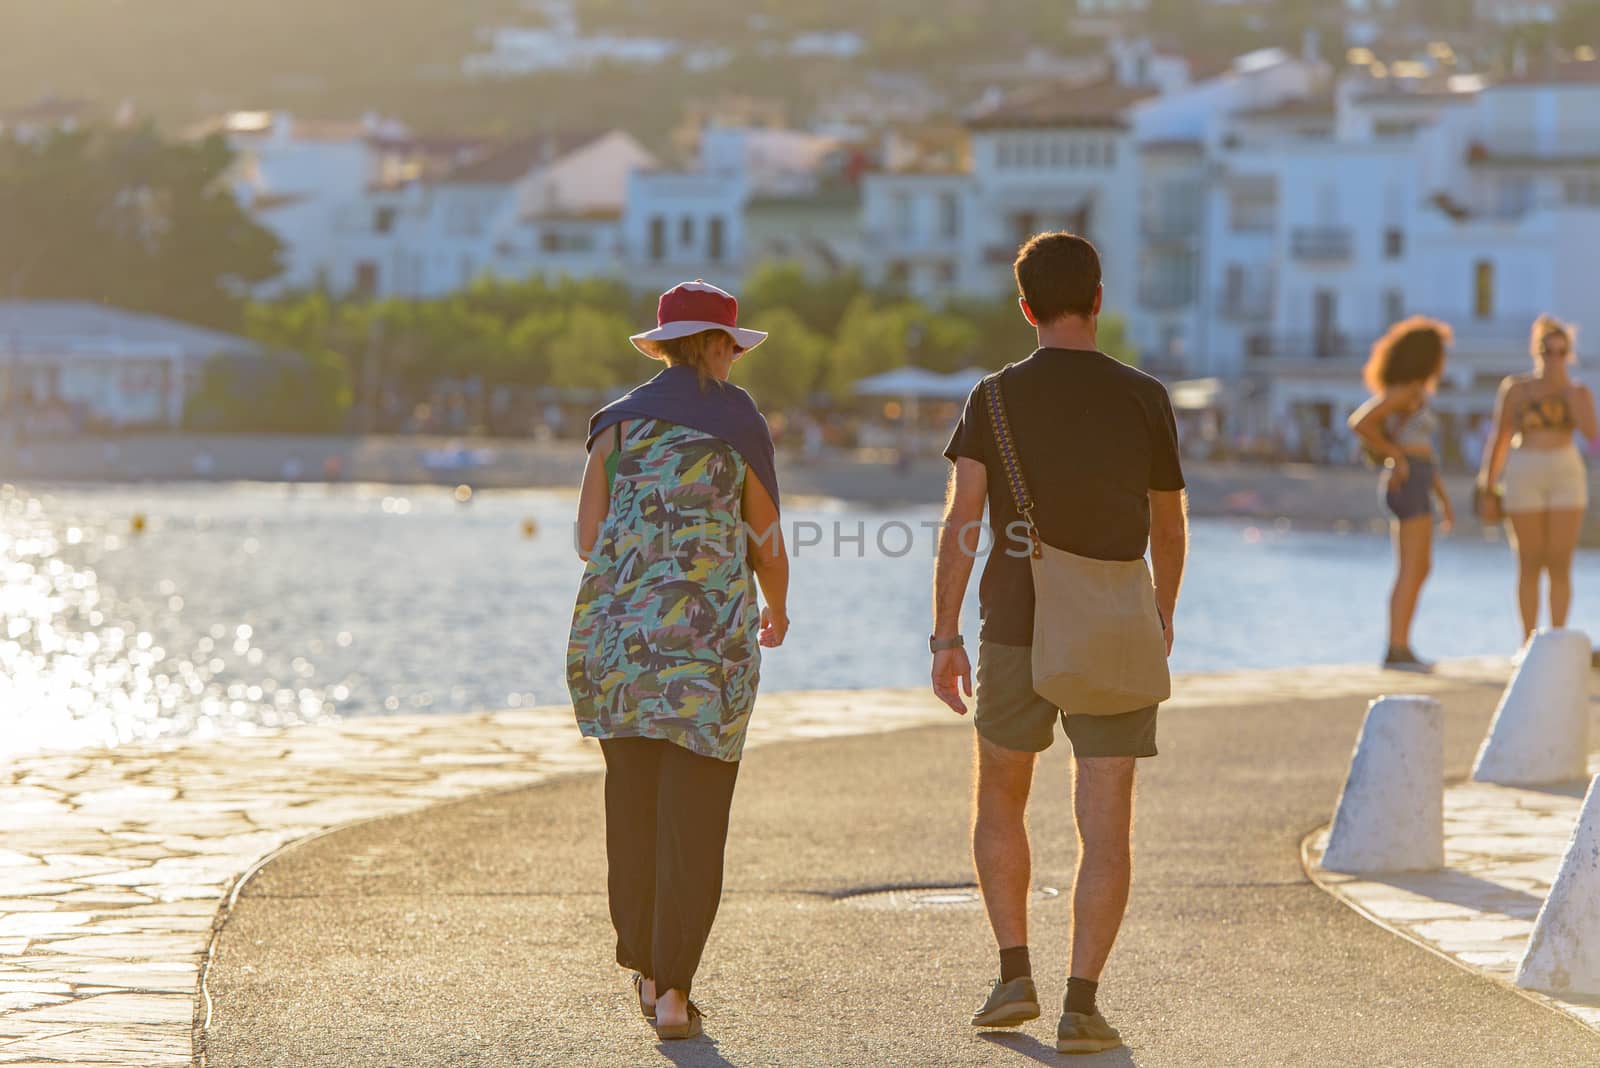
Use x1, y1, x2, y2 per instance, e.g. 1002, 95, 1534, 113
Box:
942, 348, 1186, 645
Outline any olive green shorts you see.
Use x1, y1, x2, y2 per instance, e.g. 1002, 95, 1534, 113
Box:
974, 641, 1159, 758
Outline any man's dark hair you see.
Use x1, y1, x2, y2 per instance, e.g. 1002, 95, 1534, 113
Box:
1013, 231, 1101, 324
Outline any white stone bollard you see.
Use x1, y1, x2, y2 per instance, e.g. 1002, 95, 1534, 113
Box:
1322, 695, 1444, 874
1472, 628, 1591, 786
1516, 775, 1600, 994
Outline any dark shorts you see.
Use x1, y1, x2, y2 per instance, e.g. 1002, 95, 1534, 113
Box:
1383, 458, 1435, 521
974, 641, 1159, 758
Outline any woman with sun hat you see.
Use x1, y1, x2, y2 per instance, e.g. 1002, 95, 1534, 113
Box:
568, 279, 789, 1040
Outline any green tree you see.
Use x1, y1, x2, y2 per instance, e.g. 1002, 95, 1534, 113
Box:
1099, 314, 1138, 367
184, 347, 352, 432
730, 308, 826, 411
0, 126, 282, 326
742, 261, 868, 338
547, 306, 639, 390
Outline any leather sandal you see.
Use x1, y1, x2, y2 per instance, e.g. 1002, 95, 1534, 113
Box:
654, 1000, 704, 1040
630, 972, 655, 1020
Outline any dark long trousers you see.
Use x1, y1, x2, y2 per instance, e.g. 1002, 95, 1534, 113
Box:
599, 737, 740, 998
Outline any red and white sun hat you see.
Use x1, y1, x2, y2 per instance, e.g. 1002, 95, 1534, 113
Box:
630, 279, 768, 360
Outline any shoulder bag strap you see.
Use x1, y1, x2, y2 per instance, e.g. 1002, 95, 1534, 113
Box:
982, 374, 1043, 560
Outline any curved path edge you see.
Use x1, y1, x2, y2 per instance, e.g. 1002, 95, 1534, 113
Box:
1302, 763, 1600, 1039
0, 658, 1513, 1066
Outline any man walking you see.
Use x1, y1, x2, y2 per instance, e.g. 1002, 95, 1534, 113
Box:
930, 232, 1188, 1054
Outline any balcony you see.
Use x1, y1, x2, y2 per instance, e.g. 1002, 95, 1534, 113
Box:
1289, 227, 1353, 263
1217, 290, 1272, 322
1140, 214, 1201, 244
1246, 332, 1359, 362
1139, 282, 1195, 311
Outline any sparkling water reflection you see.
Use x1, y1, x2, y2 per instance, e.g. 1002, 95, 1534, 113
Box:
3, 482, 1596, 757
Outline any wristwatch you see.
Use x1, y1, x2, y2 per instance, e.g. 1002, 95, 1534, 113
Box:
929, 634, 965, 654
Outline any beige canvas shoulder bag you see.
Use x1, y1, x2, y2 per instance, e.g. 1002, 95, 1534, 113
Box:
983, 374, 1171, 716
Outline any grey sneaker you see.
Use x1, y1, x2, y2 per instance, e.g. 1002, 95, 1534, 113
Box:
970, 976, 1040, 1028
1056, 1009, 1123, 1054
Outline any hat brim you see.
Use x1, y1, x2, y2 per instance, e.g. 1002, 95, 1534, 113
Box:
630, 321, 768, 360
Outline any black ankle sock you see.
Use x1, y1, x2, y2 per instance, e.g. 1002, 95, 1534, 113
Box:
999, 946, 1031, 983
1064, 976, 1098, 1015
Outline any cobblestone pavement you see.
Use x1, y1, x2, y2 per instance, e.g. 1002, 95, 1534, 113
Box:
1308, 759, 1600, 1034
0, 659, 1509, 1065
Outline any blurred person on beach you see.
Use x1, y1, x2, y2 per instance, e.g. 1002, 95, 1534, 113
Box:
1476, 315, 1598, 643
1349, 317, 1455, 671
567, 280, 788, 1042
931, 233, 1188, 1055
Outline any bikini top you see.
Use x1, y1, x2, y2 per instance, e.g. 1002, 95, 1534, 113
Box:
1518, 389, 1575, 433
1386, 405, 1438, 450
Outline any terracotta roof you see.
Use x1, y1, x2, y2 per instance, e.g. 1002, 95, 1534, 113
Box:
251, 192, 312, 211
440, 131, 607, 184
1235, 95, 1336, 120
1139, 138, 1204, 154
966, 80, 1154, 130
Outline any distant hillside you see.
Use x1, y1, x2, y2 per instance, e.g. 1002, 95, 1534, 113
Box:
2, 1, 1288, 136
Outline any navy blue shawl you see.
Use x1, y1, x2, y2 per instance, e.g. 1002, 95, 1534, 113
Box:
586, 365, 780, 511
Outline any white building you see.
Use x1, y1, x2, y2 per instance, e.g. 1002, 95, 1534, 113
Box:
0, 301, 265, 430
212, 113, 657, 299
621, 127, 855, 290
860, 41, 1327, 368
1206, 60, 1600, 449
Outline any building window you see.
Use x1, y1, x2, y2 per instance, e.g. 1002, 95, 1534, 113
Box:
1084, 141, 1100, 167
1376, 287, 1401, 326
1474, 260, 1495, 320
1032, 142, 1047, 168
1068, 140, 1082, 166
354, 261, 379, 296
1384, 227, 1404, 259
886, 260, 910, 288
938, 192, 960, 239
649, 216, 666, 261
936, 261, 957, 285
1565, 177, 1600, 205
708, 217, 725, 262
891, 192, 915, 240
1104, 139, 1117, 167
680, 216, 696, 247
1012, 211, 1038, 245
374, 206, 397, 234
1049, 141, 1064, 167
1313, 289, 1338, 357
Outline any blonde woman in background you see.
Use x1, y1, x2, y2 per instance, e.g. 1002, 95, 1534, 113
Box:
1477, 316, 1599, 642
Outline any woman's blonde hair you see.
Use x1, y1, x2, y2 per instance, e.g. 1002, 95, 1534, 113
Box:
1363, 316, 1452, 394
652, 329, 733, 385
1531, 315, 1577, 360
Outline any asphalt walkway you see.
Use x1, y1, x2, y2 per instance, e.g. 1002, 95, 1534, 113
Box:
201, 683, 1600, 1066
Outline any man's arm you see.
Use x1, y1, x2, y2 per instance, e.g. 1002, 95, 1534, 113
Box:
1149, 489, 1188, 656
931, 457, 987, 714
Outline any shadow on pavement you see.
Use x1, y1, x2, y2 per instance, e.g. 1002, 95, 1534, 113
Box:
1369, 869, 1546, 921
654, 1037, 739, 1067
978, 1031, 1141, 1065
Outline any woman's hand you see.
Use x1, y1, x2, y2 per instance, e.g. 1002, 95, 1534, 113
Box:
759, 607, 788, 648
1389, 454, 1411, 486
1439, 499, 1455, 534
1475, 482, 1503, 523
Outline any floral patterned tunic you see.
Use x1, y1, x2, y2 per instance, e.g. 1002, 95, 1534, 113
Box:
567, 417, 761, 762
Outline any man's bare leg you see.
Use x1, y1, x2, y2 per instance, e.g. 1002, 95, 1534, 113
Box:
1068, 755, 1136, 982
973, 735, 1037, 951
